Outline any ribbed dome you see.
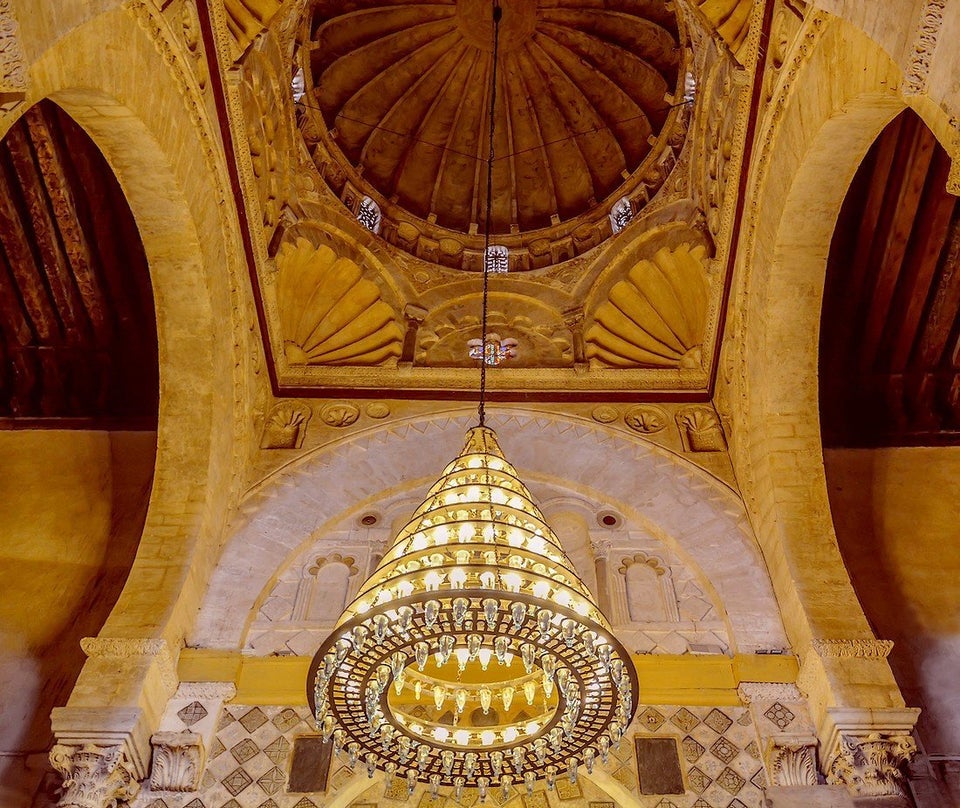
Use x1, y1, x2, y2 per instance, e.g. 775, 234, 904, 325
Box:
304, 0, 682, 246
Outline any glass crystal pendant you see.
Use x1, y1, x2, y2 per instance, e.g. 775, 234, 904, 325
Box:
308, 426, 637, 790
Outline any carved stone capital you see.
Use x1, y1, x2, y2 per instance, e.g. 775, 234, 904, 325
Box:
820, 708, 920, 798
49, 744, 140, 808
150, 731, 205, 792
765, 735, 819, 787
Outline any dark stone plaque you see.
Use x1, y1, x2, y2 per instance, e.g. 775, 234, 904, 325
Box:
635, 736, 685, 795
287, 735, 332, 793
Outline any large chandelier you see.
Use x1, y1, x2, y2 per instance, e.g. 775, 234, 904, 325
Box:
307, 426, 638, 799
307, 2, 637, 799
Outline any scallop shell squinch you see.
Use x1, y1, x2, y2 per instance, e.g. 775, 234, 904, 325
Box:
276, 238, 403, 366
585, 243, 710, 369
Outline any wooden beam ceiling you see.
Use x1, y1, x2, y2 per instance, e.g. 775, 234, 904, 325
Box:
0, 101, 158, 426
821, 109, 960, 447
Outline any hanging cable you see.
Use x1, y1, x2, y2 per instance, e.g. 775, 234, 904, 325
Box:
478, 1, 502, 428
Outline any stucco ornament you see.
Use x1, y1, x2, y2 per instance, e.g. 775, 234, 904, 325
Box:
826, 732, 916, 797
49, 744, 139, 808
150, 731, 205, 792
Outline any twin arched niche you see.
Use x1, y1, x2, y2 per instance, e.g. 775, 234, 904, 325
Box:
191, 410, 788, 658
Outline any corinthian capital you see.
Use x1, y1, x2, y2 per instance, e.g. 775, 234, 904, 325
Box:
826, 732, 916, 797
49, 744, 140, 808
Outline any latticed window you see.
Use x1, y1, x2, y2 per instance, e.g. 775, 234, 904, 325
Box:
357, 196, 382, 234
484, 245, 509, 274
609, 197, 633, 234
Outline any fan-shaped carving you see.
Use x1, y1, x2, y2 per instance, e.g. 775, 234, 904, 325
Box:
697, 0, 754, 62
275, 238, 403, 366
584, 243, 710, 369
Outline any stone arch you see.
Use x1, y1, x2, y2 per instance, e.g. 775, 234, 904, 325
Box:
4, 4, 243, 766
721, 12, 951, 724
192, 408, 787, 656
12, 4, 243, 653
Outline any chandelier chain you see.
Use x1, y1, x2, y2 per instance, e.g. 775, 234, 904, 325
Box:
478, 1, 502, 428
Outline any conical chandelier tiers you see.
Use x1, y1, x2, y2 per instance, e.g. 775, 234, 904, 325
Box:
308, 427, 638, 793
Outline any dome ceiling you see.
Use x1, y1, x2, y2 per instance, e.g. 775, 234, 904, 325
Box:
301, 0, 686, 268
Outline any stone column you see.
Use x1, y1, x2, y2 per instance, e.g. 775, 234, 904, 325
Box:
592, 540, 613, 618
50, 638, 178, 794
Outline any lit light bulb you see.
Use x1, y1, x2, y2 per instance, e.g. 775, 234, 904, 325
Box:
455, 688, 468, 714
414, 680, 422, 700
452, 597, 469, 625
454, 648, 469, 672
433, 685, 445, 710
423, 587, 440, 631
502, 727, 518, 743
478, 648, 492, 670
501, 686, 515, 711
480, 687, 492, 715
432, 726, 450, 743
454, 729, 470, 746
483, 598, 498, 628
524, 680, 537, 705
532, 580, 550, 599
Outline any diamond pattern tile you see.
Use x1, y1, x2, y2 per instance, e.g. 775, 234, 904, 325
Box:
764, 702, 796, 730
654, 801, 679, 808
209, 737, 226, 759
688, 766, 712, 793
238, 707, 269, 733
230, 738, 259, 764
201, 770, 216, 790
183, 800, 205, 808
682, 735, 706, 762
217, 710, 236, 731
219, 800, 240, 808
222, 767, 253, 796
613, 765, 637, 790
639, 707, 666, 731
588, 803, 614, 808
145, 800, 169, 808
523, 794, 548, 808
257, 766, 286, 795
737, 711, 753, 727
745, 740, 760, 761
670, 707, 700, 732
291, 799, 318, 808
728, 800, 749, 808
710, 737, 739, 764
750, 768, 767, 790
177, 701, 209, 727
555, 777, 582, 800
716, 767, 746, 795
383, 779, 409, 800
257, 801, 279, 808
693, 801, 711, 808
704, 709, 733, 734
271, 707, 301, 733
263, 736, 290, 766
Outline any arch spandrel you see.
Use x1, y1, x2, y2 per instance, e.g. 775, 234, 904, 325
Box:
192, 409, 787, 657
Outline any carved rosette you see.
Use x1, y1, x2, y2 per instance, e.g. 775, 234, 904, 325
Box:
49, 744, 140, 808
826, 732, 916, 798
150, 731, 205, 792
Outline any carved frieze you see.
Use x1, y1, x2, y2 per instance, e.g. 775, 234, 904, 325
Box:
319, 401, 360, 428
903, 0, 947, 96
49, 744, 140, 808
0, 0, 27, 107
150, 731, 205, 792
